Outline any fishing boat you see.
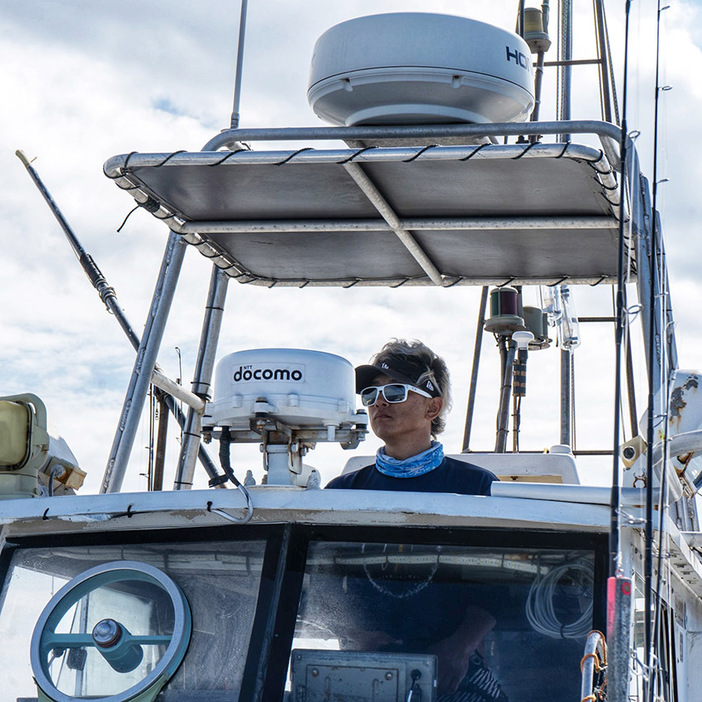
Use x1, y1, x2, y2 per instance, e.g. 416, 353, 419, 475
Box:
1, 2, 700, 701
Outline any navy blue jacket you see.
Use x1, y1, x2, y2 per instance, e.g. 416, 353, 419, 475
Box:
326, 456, 497, 495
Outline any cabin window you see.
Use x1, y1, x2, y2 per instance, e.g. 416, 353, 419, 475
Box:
290, 541, 596, 702
0, 539, 265, 701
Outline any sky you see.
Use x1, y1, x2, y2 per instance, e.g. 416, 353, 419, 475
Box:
2, 0, 702, 495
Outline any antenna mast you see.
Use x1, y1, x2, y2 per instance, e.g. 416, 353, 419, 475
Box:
230, 0, 249, 129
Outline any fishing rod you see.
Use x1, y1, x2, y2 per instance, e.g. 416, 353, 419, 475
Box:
646, 3, 673, 700
15, 149, 226, 488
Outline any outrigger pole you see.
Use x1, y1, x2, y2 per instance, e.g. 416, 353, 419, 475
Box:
15, 150, 225, 488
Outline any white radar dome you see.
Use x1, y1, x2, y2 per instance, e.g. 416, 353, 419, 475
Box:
206, 349, 358, 430
308, 13, 535, 126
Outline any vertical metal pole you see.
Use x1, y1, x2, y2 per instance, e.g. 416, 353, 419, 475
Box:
607, 576, 633, 702
495, 339, 516, 453
528, 0, 549, 129
517, 0, 526, 35
560, 349, 572, 446
101, 231, 187, 493
559, 0, 573, 141
230, 0, 249, 129
174, 265, 229, 489
530, 52, 546, 126
146, 389, 155, 489
594, 0, 614, 123
153, 393, 169, 491
462, 286, 489, 451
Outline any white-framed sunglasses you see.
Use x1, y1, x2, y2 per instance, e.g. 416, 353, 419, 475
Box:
360, 383, 433, 407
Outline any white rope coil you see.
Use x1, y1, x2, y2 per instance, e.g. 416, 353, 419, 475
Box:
525, 561, 594, 639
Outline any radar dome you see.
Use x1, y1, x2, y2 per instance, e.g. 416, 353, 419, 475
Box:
308, 13, 535, 126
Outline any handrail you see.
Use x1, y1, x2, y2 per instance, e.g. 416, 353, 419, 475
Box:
580, 630, 607, 702
203, 119, 624, 169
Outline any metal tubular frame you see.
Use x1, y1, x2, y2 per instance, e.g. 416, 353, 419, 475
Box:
101, 231, 187, 493
341, 161, 443, 285
106, 139, 622, 173
200, 120, 623, 164
560, 349, 573, 446
580, 630, 607, 702
174, 265, 229, 489
151, 370, 205, 412
153, 393, 169, 491
495, 340, 517, 453
178, 215, 615, 235
103, 135, 625, 289
594, 0, 615, 124
100, 118, 679, 489
463, 286, 489, 452
558, 0, 573, 140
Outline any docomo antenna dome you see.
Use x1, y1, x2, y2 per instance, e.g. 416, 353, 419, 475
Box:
308, 13, 535, 127
204, 349, 367, 485
207, 348, 360, 431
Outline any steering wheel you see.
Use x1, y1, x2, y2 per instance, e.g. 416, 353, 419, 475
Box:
30, 560, 191, 702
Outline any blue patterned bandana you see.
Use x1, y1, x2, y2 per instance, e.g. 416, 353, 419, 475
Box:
375, 442, 444, 478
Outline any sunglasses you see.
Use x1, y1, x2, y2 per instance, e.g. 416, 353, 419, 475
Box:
360, 383, 433, 407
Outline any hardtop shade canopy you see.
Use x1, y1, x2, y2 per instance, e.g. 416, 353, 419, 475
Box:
104, 134, 626, 288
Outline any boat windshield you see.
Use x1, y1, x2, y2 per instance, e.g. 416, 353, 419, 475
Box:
0, 540, 265, 701
0, 530, 601, 702
291, 541, 597, 701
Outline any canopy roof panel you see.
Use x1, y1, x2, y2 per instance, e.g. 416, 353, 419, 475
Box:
105, 141, 626, 287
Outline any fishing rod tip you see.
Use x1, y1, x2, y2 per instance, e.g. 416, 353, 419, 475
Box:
15, 150, 36, 167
